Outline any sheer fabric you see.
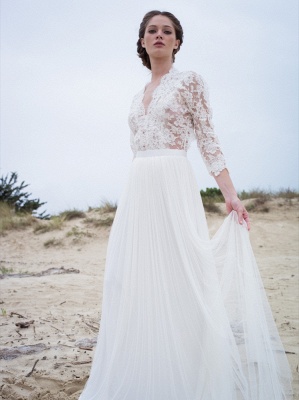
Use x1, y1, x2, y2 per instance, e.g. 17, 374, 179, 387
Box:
79, 69, 293, 399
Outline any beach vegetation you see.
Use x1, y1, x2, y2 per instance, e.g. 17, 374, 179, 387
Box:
84, 215, 115, 227
200, 188, 224, 203
59, 209, 86, 221
238, 187, 298, 212
199, 187, 298, 213
0, 202, 36, 234
85, 199, 117, 226
200, 187, 223, 213
34, 209, 86, 234
0, 172, 49, 219
66, 226, 93, 239
34, 216, 64, 234
93, 200, 118, 214
246, 198, 270, 213
0, 266, 14, 274
238, 187, 298, 200
43, 238, 63, 248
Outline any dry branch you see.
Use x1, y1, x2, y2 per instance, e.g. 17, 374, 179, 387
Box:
26, 359, 39, 377
15, 320, 34, 328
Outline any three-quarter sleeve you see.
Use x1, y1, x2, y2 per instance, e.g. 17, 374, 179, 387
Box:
182, 72, 227, 176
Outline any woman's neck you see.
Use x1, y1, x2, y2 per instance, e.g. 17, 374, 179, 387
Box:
150, 60, 173, 82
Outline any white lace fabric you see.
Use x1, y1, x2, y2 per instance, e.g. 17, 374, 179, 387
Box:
129, 67, 227, 176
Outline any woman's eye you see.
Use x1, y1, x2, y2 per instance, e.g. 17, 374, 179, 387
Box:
148, 29, 156, 34
164, 30, 172, 35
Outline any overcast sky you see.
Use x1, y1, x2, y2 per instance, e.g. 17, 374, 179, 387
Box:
1, 0, 298, 215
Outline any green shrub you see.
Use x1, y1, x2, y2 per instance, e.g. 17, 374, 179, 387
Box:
200, 188, 223, 213
200, 188, 224, 202
0, 172, 49, 219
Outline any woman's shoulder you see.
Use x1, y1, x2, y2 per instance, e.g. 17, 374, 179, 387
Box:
174, 69, 206, 87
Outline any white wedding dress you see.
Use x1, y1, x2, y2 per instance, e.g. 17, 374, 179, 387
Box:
79, 68, 293, 399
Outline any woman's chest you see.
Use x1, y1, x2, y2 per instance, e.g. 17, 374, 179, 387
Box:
137, 83, 185, 119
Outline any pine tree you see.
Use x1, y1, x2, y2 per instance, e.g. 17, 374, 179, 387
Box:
0, 172, 49, 219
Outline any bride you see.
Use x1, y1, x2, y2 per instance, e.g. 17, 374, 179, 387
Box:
79, 10, 293, 399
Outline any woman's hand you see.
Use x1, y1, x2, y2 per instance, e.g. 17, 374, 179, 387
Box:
213, 169, 250, 230
225, 196, 250, 230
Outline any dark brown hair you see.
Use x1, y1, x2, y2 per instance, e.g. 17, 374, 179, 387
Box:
137, 10, 184, 70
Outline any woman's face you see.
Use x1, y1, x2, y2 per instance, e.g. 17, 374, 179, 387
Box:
141, 15, 180, 62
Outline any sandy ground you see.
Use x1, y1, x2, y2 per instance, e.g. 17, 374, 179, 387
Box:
0, 199, 298, 399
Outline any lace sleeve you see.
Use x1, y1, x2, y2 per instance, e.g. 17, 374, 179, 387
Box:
182, 72, 227, 176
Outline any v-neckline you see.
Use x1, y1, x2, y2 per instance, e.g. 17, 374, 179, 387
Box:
141, 67, 174, 115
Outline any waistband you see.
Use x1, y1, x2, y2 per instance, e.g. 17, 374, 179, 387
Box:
135, 149, 187, 158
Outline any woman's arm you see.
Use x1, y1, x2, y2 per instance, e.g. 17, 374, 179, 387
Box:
181, 72, 250, 229
214, 168, 250, 230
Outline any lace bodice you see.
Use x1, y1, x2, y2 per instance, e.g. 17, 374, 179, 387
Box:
128, 67, 226, 176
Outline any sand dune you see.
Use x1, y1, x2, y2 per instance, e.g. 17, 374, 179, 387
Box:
0, 199, 298, 399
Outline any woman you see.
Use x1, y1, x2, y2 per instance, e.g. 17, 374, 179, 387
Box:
79, 10, 292, 399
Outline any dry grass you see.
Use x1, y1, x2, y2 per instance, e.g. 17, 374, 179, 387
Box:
238, 188, 298, 213
202, 200, 222, 214
43, 238, 64, 248
34, 216, 64, 234
0, 202, 36, 234
84, 215, 115, 227
246, 198, 270, 213
59, 209, 86, 221
239, 188, 298, 200
85, 200, 117, 227
66, 227, 93, 241
34, 209, 86, 234
0, 266, 14, 275
275, 188, 299, 199
238, 189, 271, 201
93, 200, 117, 214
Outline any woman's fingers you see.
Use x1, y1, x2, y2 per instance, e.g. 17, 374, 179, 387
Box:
239, 207, 250, 230
225, 199, 250, 231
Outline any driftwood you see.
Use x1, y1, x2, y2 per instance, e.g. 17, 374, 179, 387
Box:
83, 321, 99, 332
75, 337, 97, 349
0, 266, 80, 279
54, 359, 91, 369
0, 343, 48, 360
50, 324, 63, 332
15, 320, 34, 328
25, 359, 39, 377
10, 311, 26, 318
72, 360, 92, 365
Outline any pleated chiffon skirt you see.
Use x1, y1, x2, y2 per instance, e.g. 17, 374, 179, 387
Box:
79, 149, 292, 400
